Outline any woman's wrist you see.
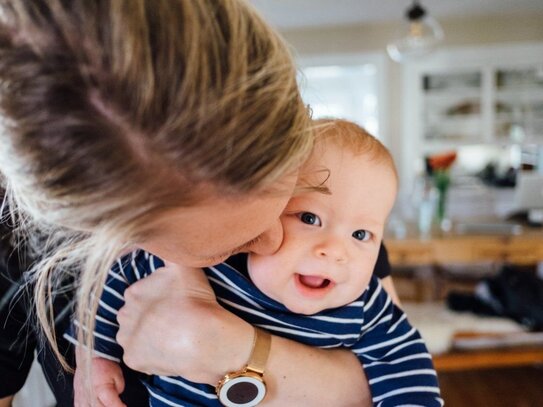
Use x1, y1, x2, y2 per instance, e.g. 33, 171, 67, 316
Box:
192, 304, 255, 384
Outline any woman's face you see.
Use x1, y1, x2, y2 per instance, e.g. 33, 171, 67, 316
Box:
139, 174, 298, 267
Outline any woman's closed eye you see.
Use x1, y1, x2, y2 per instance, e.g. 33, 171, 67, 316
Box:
205, 235, 264, 263
352, 229, 372, 241
298, 211, 321, 226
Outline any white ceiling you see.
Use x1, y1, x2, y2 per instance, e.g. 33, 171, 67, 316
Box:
251, 0, 543, 30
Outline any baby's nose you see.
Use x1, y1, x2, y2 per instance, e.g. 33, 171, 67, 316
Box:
314, 238, 348, 264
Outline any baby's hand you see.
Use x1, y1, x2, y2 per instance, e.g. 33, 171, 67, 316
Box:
74, 350, 126, 407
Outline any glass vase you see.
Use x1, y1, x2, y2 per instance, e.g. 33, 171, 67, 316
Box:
414, 176, 438, 238
433, 170, 451, 230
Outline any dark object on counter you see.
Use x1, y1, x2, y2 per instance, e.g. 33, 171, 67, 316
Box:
477, 162, 517, 188
506, 211, 543, 228
447, 266, 543, 331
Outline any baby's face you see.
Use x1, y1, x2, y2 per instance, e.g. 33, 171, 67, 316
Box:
248, 141, 397, 315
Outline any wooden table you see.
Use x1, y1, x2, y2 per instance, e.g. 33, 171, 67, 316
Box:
433, 346, 543, 372
385, 219, 543, 267
385, 219, 543, 371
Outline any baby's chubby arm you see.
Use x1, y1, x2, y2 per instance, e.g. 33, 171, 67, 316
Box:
354, 278, 442, 406
74, 348, 126, 407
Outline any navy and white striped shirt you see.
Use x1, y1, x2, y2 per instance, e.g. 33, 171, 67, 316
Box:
67, 250, 442, 406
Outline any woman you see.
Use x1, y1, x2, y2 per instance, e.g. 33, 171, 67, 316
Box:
0, 198, 396, 406
0, 1, 396, 405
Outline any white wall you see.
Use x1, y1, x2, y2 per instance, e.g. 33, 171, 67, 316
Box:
12, 358, 55, 407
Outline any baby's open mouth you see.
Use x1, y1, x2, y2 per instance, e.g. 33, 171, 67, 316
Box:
297, 274, 332, 289
294, 274, 335, 299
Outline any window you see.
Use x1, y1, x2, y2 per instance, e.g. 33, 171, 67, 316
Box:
298, 59, 383, 139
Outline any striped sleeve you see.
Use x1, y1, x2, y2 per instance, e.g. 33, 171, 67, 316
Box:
65, 250, 163, 362
353, 277, 443, 407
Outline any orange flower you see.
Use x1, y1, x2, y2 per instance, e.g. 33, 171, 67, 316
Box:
428, 151, 457, 171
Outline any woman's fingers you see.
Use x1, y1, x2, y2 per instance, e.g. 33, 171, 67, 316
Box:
96, 383, 127, 407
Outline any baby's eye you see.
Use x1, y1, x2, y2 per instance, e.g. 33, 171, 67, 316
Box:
352, 230, 371, 241
298, 212, 322, 226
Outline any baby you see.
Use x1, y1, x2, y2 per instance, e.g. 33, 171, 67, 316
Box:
68, 119, 442, 406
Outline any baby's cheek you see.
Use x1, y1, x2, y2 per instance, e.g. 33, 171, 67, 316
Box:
247, 255, 282, 298
349, 270, 373, 299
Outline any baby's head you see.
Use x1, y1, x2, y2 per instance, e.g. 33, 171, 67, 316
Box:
248, 119, 398, 315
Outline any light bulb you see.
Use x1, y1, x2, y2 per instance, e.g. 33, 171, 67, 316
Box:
387, 1, 444, 63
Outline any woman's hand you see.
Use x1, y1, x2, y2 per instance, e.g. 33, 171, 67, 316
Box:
116, 263, 254, 384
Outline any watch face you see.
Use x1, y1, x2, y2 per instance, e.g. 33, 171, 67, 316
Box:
218, 375, 266, 407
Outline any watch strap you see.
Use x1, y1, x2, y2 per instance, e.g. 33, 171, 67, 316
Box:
246, 327, 271, 375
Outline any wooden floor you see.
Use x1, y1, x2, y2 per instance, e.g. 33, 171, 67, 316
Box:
438, 365, 543, 407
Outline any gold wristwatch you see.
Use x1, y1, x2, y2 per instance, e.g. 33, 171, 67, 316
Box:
216, 327, 271, 407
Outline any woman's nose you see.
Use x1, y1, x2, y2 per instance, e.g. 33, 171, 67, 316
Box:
314, 237, 348, 264
249, 220, 284, 256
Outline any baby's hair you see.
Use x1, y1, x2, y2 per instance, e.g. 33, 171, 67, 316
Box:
313, 118, 398, 182
0, 0, 313, 372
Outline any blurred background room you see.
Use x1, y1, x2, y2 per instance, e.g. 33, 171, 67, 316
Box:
251, 1, 543, 406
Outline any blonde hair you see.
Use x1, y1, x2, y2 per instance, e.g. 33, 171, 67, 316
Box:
0, 0, 312, 371
313, 118, 397, 181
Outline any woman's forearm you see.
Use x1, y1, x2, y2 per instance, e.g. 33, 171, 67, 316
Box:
263, 335, 371, 406
117, 266, 373, 405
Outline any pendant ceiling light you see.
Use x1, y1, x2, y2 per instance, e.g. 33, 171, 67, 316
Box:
387, 0, 444, 63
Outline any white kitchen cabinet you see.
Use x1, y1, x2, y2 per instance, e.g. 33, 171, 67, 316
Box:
494, 66, 543, 143
401, 43, 543, 188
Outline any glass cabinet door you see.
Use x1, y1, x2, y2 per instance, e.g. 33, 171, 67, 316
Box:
494, 66, 543, 143
421, 71, 483, 144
